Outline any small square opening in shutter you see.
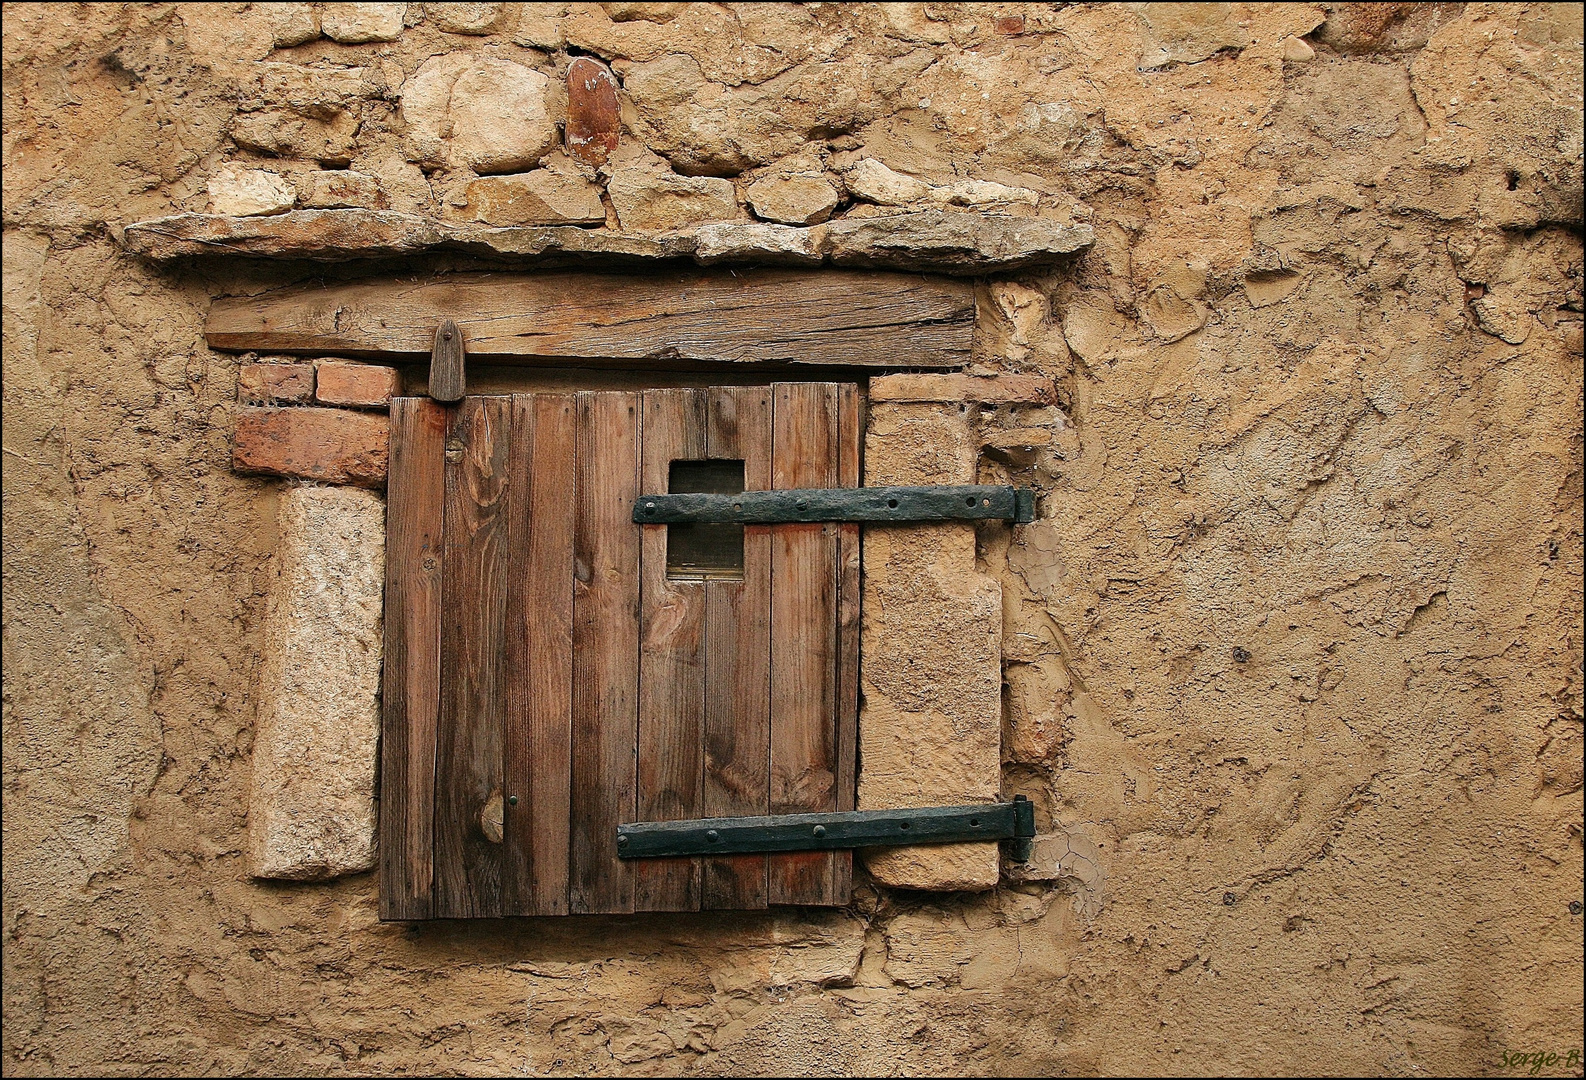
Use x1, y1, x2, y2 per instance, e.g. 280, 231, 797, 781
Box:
381, 384, 861, 918
666, 460, 745, 581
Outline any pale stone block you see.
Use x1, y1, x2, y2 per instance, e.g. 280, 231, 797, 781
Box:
426, 2, 510, 34
207, 167, 296, 217
466, 168, 605, 226
608, 169, 738, 230
320, 2, 406, 43
401, 54, 557, 174
248, 486, 385, 880
845, 158, 933, 206
746, 174, 840, 225
300, 169, 385, 209
266, 3, 320, 46
858, 402, 1002, 891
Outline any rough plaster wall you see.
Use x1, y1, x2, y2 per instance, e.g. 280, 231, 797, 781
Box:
1, 2, 1581, 1076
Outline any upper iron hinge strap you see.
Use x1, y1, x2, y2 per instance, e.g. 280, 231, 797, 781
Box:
633, 485, 1036, 525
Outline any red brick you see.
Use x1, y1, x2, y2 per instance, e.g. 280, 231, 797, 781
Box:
233, 407, 389, 487
314, 361, 400, 408
238, 362, 314, 405
868, 373, 1056, 405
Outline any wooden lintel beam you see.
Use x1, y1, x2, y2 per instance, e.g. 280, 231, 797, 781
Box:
205, 268, 974, 369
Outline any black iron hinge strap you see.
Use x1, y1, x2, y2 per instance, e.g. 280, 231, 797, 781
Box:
617, 796, 1036, 860
633, 485, 1036, 525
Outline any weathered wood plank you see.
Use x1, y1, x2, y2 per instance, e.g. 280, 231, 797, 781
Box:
429, 319, 466, 403
635, 389, 707, 912
503, 393, 576, 915
570, 391, 642, 914
206, 268, 974, 369
702, 385, 773, 910
768, 382, 845, 906
433, 397, 511, 918
379, 398, 447, 920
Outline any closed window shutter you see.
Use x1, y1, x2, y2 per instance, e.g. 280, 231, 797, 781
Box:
381, 385, 861, 918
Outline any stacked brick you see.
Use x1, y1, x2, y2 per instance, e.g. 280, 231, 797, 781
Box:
233, 359, 399, 487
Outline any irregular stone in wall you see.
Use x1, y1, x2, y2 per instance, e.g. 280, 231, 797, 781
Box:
401, 54, 558, 174
314, 361, 400, 408
513, 4, 568, 48
845, 159, 1040, 210
859, 403, 1002, 891
466, 169, 606, 226
451, 62, 557, 174
602, 2, 685, 22
425, 2, 510, 35
565, 57, 621, 168
826, 211, 1093, 273
244, 61, 368, 116
845, 159, 934, 206
607, 170, 738, 230
300, 169, 385, 210
207, 167, 296, 217
1316, 2, 1462, 54
692, 222, 823, 266
233, 406, 389, 487
238, 362, 315, 405
248, 485, 385, 881
320, 2, 406, 43
1133, 2, 1251, 69
266, 3, 320, 46
230, 109, 360, 166
746, 174, 840, 226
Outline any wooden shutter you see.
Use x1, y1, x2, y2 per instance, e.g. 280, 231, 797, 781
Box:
380, 384, 861, 918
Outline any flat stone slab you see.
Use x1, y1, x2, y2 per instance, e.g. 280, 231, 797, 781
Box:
248, 485, 385, 881
121, 208, 1093, 276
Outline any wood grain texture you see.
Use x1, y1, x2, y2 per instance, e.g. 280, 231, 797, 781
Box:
503, 394, 576, 915
768, 382, 845, 906
205, 269, 974, 369
702, 386, 773, 910
379, 397, 447, 920
433, 397, 511, 918
635, 390, 707, 912
570, 391, 642, 914
429, 319, 466, 403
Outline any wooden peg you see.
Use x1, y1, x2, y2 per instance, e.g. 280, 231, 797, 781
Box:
430, 318, 465, 403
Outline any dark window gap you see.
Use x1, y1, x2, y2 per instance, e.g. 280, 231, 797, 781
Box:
666, 460, 745, 581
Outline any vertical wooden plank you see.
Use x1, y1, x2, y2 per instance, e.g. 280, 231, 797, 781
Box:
503, 394, 575, 915
703, 386, 773, 910
433, 396, 511, 918
380, 397, 446, 920
570, 391, 641, 914
635, 390, 707, 912
833, 383, 861, 902
768, 382, 844, 905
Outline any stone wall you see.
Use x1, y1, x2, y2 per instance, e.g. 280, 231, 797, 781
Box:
3, 3, 1583, 1075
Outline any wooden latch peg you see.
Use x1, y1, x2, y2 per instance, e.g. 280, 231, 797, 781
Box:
430, 319, 465, 403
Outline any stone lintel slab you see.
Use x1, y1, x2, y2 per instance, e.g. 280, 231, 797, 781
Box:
248, 485, 385, 880
120, 209, 1093, 276
859, 402, 1003, 891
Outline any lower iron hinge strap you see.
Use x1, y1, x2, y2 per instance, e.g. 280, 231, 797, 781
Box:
618, 796, 1036, 860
